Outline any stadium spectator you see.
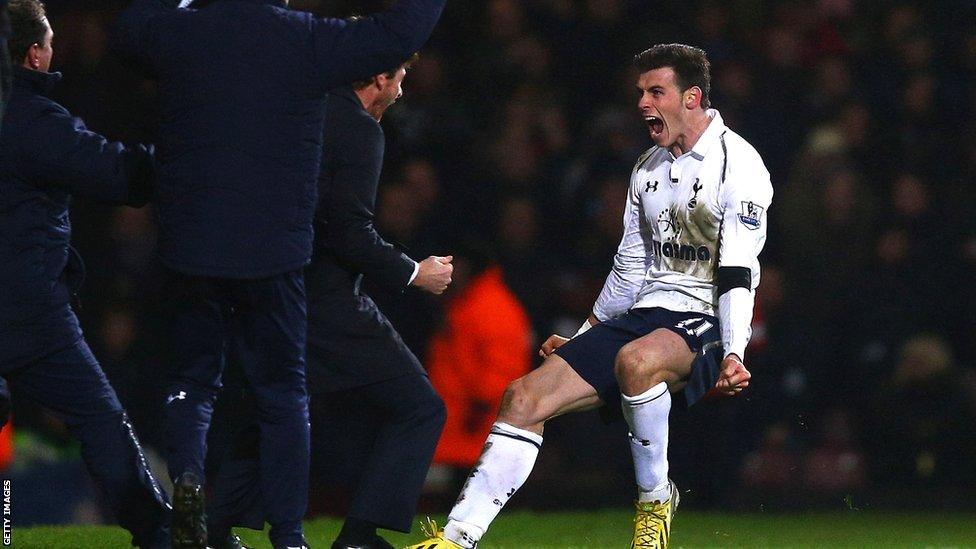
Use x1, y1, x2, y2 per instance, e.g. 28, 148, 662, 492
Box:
801, 407, 866, 498
867, 335, 976, 488
427, 246, 532, 473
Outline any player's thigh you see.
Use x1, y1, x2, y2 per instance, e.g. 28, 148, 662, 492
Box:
501, 353, 603, 424
616, 328, 698, 391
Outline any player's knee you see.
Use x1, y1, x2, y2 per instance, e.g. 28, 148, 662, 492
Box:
614, 343, 644, 380
614, 343, 665, 393
498, 378, 542, 427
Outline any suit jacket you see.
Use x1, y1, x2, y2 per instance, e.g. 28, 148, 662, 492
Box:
113, 0, 446, 278
305, 86, 419, 391
0, 67, 154, 371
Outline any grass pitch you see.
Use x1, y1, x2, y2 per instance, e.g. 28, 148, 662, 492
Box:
15, 509, 976, 548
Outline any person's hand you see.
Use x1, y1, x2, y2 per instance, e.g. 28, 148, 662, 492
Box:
411, 255, 453, 294
714, 353, 751, 396
538, 334, 570, 357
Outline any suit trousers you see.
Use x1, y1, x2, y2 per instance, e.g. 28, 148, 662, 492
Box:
208, 372, 444, 535
5, 339, 169, 547
310, 372, 446, 532
162, 269, 309, 547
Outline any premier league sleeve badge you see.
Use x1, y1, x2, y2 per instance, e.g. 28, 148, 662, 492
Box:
738, 201, 763, 230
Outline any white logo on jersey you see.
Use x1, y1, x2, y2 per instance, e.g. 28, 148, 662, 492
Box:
166, 391, 187, 405
688, 178, 703, 209
676, 318, 713, 337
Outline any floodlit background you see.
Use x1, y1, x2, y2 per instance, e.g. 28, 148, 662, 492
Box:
5, 0, 975, 526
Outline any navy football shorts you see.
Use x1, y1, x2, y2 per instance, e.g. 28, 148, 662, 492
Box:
554, 307, 722, 416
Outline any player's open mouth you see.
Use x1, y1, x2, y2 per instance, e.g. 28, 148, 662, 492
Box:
645, 115, 664, 136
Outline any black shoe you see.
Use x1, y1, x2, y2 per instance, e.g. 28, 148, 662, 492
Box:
209, 532, 252, 549
171, 472, 207, 549
330, 535, 394, 549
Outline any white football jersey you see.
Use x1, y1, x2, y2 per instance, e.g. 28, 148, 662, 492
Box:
592, 110, 772, 351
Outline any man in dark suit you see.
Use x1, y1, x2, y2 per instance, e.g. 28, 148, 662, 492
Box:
0, 2, 169, 546
208, 54, 454, 549
113, 1, 446, 547
304, 56, 452, 549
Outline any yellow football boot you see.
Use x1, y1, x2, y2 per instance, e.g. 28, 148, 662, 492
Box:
631, 479, 680, 549
402, 518, 465, 549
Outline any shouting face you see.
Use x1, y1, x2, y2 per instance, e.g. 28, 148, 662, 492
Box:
637, 66, 698, 149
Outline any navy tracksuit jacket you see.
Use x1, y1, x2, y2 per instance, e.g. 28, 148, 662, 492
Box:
0, 66, 168, 548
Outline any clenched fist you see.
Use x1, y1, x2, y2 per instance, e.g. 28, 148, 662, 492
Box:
538, 334, 570, 357
411, 255, 453, 294
714, 353, 751, 396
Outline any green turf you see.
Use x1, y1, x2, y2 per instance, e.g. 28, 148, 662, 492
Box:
14, 510, 976, 548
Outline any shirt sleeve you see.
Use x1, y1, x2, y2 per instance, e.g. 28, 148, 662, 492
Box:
309, 0, 446, 91
592, 174, 651, 322
407, 259, 420, 286
717, 151, 773, 359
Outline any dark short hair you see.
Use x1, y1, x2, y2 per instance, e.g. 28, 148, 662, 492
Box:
351, 52, 420, 90
634, 43, 711, 109
8, 0, 46, 65
345, 15, 419, 90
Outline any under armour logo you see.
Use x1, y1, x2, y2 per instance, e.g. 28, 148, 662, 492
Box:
166, 391, 187, 405
645, 180, 658, 193
629, 432, 652, 446
688, 178, 703, 209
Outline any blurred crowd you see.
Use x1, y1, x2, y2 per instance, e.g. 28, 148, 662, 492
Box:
6, 0, 976, 524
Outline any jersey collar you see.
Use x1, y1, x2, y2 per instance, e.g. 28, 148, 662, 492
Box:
675, 109, 725, 161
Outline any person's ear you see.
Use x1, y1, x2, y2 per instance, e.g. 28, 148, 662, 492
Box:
26, 44, 41, 70
685, 86, 702, 109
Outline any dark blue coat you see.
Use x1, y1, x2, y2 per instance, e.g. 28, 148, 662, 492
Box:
114, 0, 446, 278
0, 67, 154, 372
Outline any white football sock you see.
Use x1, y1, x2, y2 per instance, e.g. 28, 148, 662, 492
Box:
444, 422, 542, 548
621, 382, 673, 503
